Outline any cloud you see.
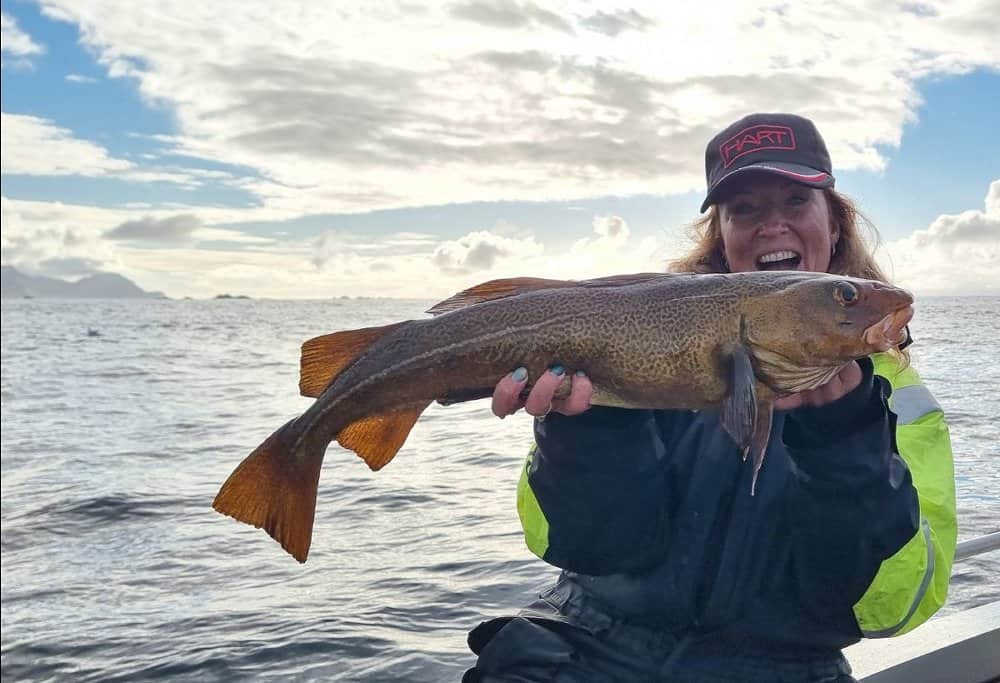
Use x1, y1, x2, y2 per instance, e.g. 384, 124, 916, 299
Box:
1, 113, 133, 176
37, 256, 105, 277
580, 9, 656, 36
104, 213, 275, 246
883, 180, 1000, 294
105, 214, 203, 243
0, 113, 232, 187
27, 1, 997, 214
450, 0, 573, 33
66, 73, 99, 83
2, 195, 681, 298
1, 198, 118, 273
1, 12, 45, 59
591, 214, 629, 240
432, 230, 543, 274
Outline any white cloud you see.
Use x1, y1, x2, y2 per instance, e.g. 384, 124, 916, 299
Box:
1, 12, 45, 58
0, 197, 276, 292
66, 73, 98, 83
1, 113, 132, 176
0, 113, 228, 187
883, 180, 1000, 294
590, 215, 629, 240
2, 195, 678, 298
432, 230, 544, 275
29, 0, 999, 214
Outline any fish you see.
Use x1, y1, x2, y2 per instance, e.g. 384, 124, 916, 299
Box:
213, 270, 913, 562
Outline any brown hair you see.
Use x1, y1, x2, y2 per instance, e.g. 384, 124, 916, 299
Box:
669, 189, 889, 281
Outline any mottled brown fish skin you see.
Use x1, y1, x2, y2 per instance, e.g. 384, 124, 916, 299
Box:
213, 271, 913, 562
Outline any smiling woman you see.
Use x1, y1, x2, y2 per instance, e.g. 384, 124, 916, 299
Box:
470, 113, 957, 683
672, 114, 889, 284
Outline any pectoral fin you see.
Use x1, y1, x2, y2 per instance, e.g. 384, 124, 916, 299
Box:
720, 342, 757, 454
749, 401, 773, 496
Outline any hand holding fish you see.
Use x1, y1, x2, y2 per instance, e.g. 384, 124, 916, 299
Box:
772, 361, 862, 410
492, 366, 594, 419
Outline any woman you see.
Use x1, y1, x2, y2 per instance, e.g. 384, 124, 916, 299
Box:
463, 113, 957, 682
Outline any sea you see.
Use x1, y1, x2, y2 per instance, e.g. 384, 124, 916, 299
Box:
2, 296, 998, 682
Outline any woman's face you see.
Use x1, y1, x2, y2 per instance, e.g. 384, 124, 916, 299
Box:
717, 174, 838, 274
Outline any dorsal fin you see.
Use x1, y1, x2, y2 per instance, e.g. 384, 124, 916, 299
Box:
426, 277, 575, 316
299, 322, 406, 398
576, 272, 669, 288
426, 272, 670, 316
336, 402, 432, 470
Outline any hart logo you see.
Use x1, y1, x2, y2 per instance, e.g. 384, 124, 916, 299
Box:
720, 124, 796, 168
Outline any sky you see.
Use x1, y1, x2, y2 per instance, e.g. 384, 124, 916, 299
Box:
1, 0, 998, 299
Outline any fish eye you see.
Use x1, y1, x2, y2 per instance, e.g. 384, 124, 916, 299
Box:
835, 282, 858, 305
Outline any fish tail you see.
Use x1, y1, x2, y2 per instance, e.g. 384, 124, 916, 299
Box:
213, 418, 324, 563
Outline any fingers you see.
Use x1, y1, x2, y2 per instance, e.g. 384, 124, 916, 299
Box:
524, 366, 565, 416
560, 371, 593, 415
490, 366, 594, 418
774, 361, 862, 410
492, 367, 528, 418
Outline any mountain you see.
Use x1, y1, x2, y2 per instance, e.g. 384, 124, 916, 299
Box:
1, 266, 166, 299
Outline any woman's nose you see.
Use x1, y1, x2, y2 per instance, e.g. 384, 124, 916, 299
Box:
756, 206, 789, 233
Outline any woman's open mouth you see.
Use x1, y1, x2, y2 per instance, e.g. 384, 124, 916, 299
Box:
756, 250, 802, 271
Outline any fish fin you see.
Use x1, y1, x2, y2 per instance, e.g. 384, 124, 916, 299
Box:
576, 272, 670, 287
212, 418, 324, 563
720, 342, 757, 456
426, 273, 671, 315
427, 277, 574, 315
337, 402, 432, 470
300, 322, 406, 398
749, 401, 773, 496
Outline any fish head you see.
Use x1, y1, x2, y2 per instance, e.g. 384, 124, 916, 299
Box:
743, 272, 913, 390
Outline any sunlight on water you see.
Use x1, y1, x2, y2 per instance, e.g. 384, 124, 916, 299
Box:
2, 296, 997, 681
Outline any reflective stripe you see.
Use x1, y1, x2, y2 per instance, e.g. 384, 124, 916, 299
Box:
861, 519, 936, 637
889, 384, 942, 425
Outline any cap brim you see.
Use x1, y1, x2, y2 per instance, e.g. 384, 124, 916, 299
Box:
700, 162, 834, 212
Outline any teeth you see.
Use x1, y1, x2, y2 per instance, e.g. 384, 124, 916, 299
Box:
757, 250, 799, 264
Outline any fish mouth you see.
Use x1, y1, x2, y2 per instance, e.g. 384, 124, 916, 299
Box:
863, 304, 914, 351
756, 250, 801, 271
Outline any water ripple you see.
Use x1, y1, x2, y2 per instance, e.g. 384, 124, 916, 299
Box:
2, 296, 997, 682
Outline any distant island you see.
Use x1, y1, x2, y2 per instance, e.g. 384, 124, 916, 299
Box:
1, 266, 165, 299
214, 293, 252, 299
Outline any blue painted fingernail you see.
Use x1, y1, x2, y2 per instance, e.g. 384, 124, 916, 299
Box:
511, 367, 528, 382
550, 365, 565, 376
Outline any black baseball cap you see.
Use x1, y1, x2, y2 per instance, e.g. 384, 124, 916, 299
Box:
700, 113, 835, 212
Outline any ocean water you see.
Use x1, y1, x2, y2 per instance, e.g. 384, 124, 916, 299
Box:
2, 295, 998, 682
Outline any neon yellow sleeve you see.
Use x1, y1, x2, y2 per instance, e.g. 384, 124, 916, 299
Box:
517, 444, 550, 559
853, 353, 958, 637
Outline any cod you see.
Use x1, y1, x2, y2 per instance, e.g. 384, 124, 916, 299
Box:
213, 271, 913, 562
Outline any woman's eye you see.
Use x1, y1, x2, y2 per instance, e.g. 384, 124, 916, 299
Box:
787, 195, 807, 206
730, 202, 755, 216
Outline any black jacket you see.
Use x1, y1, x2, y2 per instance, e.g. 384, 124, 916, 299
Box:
525, 358, 919, 651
